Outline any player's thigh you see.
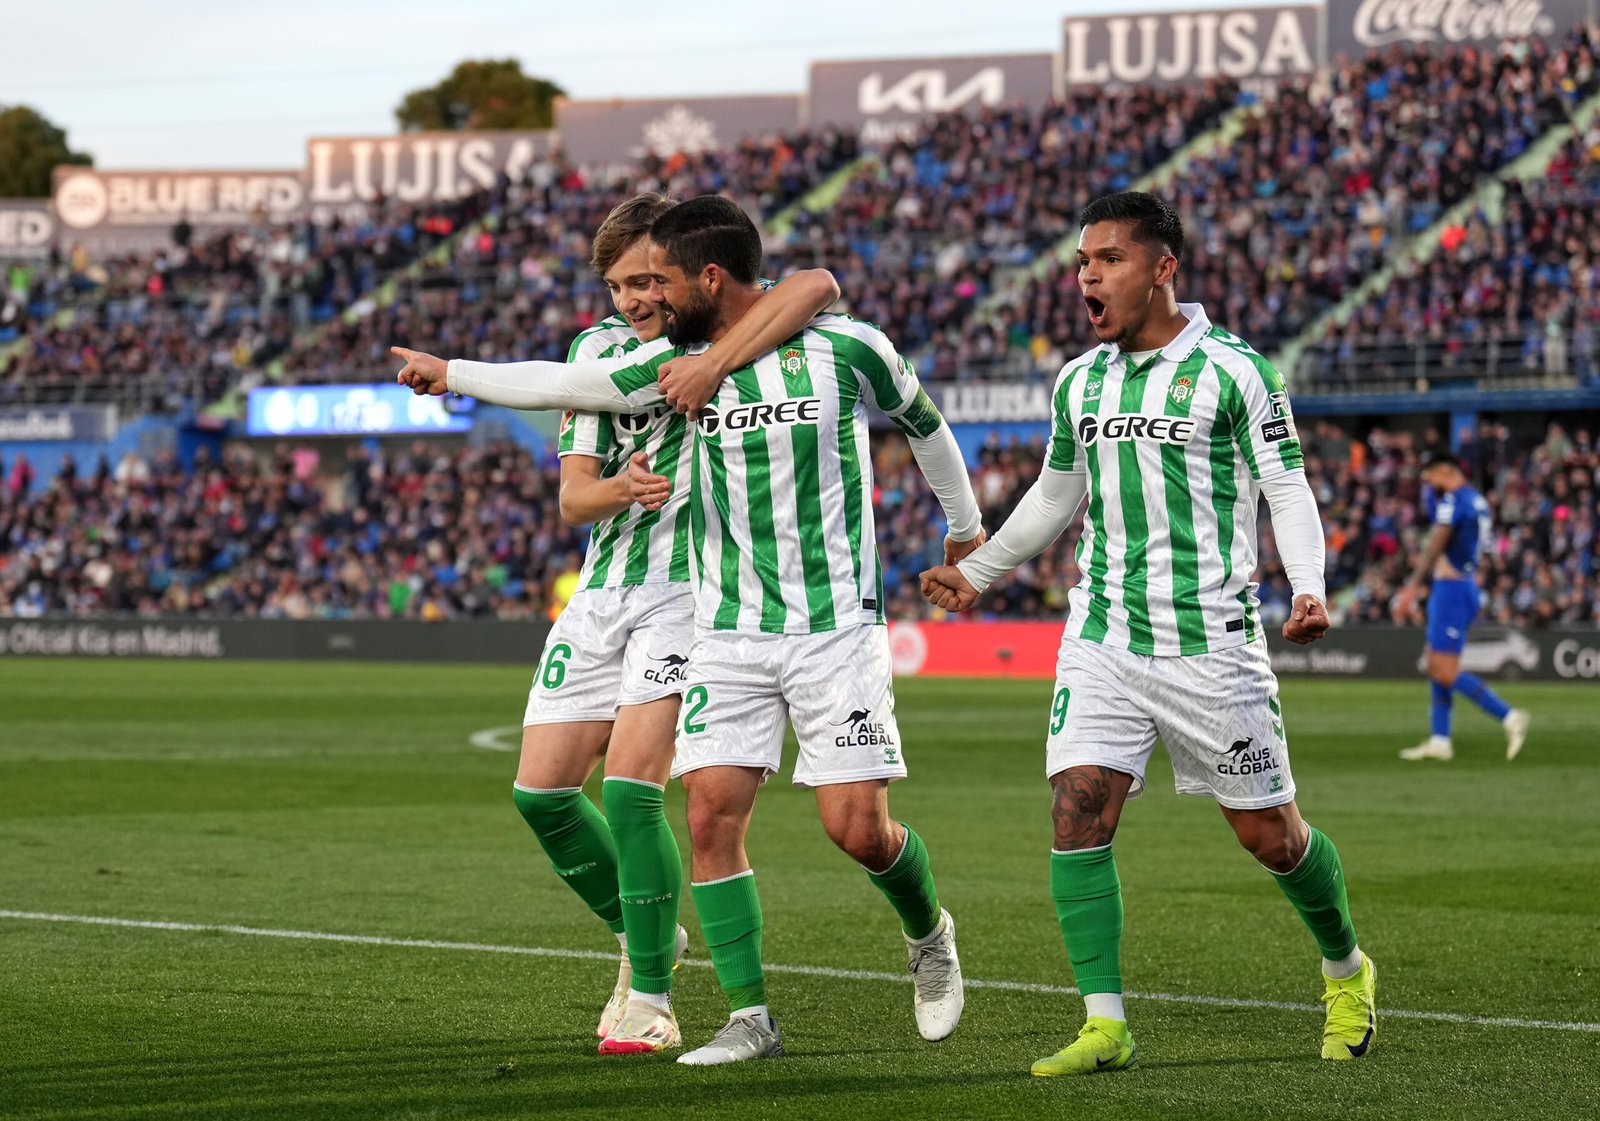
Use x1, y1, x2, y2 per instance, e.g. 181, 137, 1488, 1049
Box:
617, 583, 696, 708
523, 588, 631, 727
784, 626, 906, 788
1426, 580, 1478, 656
670, 630, 789, 782
607, 695, 679, 787
1154, 638, 1296, 811
1047, 634, 1159, 797
516, 719, 612, 788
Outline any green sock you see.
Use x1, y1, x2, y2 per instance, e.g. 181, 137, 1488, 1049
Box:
691, 871, 766, 1012
512, 784, 624, 935
865, 824, 941, 940
1050, 846, 1124, 996
1270, 826, 1358, 961
602, 777, 683, 995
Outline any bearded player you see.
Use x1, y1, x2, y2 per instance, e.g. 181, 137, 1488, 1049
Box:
509, 192, 840, 1054
922, 192, 1376, 1073
394, 195, 979, 1065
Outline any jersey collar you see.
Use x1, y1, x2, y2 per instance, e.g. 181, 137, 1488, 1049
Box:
1107, 302, 1211, 373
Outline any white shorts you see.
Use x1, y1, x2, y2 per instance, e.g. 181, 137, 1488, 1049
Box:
670, 624, 908, 787
522, 583, 695, 726
1046, 633, 1296, 810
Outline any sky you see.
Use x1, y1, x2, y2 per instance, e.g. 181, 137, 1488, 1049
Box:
3, 0, 1282, 172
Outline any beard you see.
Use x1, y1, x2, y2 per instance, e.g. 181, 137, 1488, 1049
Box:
664, 287, 718, 346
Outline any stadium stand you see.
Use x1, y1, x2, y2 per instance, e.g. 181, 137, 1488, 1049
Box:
3, 420, 1595, 625
3, 29, 1599, 632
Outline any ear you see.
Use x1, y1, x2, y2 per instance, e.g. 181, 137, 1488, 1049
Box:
1154, 252, 1179, 291
701, 263, 722, 296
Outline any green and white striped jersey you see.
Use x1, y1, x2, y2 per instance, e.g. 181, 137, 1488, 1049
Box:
558, 315, 692, 589
603, 314, 947, 635
1046, 303, 1305, 656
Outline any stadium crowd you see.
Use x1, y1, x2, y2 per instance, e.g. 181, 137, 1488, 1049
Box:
1300, 120, 1600, 389
5, 27, 1597, 416
3, 420, 1596, 627
935, 29, 1600, 384
0, 128, 857, 408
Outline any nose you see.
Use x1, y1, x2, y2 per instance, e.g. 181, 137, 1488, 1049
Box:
647, 278, 667, 304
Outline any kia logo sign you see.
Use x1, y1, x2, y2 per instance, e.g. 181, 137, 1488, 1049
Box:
857, 68, 1005, 115
810, 54, 1055, 144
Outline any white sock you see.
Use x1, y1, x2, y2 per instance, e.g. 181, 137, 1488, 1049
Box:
730, 1003, 769, 1022
1323, 947, 1364, 980
615, 930, 628, 950
1429, 735, 1452, 749
628, 988, 671, 1013
1083, 992, 1126, 1022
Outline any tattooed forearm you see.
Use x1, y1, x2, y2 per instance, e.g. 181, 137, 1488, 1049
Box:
1051, 765, 1122, 850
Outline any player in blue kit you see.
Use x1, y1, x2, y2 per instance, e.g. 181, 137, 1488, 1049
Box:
1394, 452, 1530, 761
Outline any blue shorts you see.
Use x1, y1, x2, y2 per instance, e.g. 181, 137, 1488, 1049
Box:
1426, 578, 1480, 655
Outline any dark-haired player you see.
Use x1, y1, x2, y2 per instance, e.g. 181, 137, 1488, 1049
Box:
1394, 451, 1530, 761
921, 191, 1376, 1073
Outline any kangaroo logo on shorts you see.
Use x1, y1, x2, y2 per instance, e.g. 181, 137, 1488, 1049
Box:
832, 707, 896, 751
1217, 735, 1281, 777
643, 652, 689, 686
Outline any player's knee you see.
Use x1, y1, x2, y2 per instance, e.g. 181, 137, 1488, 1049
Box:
1236, 817, 1302, 872
828, 819, 896, 868
1430, 666, 1458, 687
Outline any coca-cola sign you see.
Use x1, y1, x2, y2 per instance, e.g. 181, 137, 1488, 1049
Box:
1328, 0, 1580, 54
1063, 7, 1322, 87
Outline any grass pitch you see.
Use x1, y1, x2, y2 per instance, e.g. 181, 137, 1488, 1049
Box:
2, 658, 1597, 1120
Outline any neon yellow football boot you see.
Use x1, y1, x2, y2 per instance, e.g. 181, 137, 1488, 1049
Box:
1321, 954, 1377, 1059
1031, 1016, 1138, 1076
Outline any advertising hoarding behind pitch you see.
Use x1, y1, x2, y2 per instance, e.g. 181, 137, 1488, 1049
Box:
246, 385, 475, 438
1062, 6, 1322, 87
808, 54, 1057, 145
554, 95, 802, 165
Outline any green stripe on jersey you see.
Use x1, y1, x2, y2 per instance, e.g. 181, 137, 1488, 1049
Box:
1161, 351, 1209, 654
1075, 351, 1114, 643
834, 359, 871, 622
1207, 364, 1250, 640
1115, 363, 1154, 653
783, 342, 836, 630
730, 366, 786, 631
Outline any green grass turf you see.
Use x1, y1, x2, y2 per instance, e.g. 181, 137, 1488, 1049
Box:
2, 659, 1597, 1121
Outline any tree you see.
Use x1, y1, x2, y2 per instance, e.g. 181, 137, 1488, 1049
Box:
395, 60, 564, 132
0, 105, 92, 198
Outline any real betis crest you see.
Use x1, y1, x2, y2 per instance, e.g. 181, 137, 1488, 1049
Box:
781, 347, 806, 376
1170, 376, 1194, 403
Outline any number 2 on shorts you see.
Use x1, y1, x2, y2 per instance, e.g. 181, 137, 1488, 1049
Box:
682, 685, 709, 735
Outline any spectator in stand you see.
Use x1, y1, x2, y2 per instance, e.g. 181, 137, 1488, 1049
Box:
2, 420, 1597, 626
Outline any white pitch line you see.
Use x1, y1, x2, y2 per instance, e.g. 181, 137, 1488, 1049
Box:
4, 909, 1596, 1035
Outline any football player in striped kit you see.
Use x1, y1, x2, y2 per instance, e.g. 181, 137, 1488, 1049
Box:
464, 193, 841, 1056
921, 192, 1377, 1074
394, 195, 980, 1065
